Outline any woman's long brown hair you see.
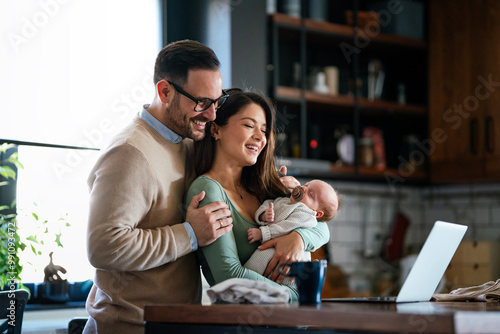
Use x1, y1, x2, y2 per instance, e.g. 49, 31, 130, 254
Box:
193, 88, 289, 202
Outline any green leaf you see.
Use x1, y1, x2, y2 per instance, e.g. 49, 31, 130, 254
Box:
5, 155, 24, 170
26, 235, 39, 243
30, 244, 37, 255
55, 233, 63, 247
32, 212, 39, 221
0, 166, 16, 180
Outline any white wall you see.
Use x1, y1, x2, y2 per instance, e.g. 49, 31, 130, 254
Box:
302, 178, 500, 295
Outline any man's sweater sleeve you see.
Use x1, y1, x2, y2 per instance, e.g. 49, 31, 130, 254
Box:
86, 144, 192, 272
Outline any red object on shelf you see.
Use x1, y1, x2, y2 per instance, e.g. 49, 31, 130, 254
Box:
310, 139, 318, 149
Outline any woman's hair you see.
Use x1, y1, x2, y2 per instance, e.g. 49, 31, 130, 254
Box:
153, 40, 220, 85
193, 88, 289, 202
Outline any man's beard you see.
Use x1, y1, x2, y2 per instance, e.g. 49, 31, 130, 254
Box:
165, 99, 207, 141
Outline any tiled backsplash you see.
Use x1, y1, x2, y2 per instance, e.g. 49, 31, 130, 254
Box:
302, 178, 500, 295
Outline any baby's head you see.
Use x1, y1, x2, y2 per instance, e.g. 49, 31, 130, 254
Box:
290, 180, 340, 222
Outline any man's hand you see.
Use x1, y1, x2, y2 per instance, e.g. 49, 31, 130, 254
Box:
258, 231, 304, 283
279, 166, 300, 189
259, 203, 275, 222
247, 228, 262, 243
185, 191, 233, 247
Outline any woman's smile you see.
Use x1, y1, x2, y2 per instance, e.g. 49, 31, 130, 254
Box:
245, 144, 260, 154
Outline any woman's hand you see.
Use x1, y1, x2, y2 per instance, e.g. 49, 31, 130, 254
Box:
278, 166, 300, 189
258, 231, 305, 283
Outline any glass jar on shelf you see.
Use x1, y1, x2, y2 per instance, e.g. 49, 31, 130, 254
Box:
358, 137, 374, 167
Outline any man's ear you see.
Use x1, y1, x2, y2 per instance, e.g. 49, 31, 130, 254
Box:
156, 80, 170, 103
315, 211, 324, 219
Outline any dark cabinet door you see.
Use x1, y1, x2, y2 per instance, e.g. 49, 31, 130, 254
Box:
428, 0, 497, 182
483, 0, 500, 178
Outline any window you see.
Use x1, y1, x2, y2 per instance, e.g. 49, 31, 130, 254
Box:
1, 0, 162, 283
16, 145, 99, 282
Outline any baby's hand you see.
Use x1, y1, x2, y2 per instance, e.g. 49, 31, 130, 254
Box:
247, 228, 263, 243
260, 203, 275, 222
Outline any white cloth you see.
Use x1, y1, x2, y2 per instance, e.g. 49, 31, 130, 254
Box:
206, 278, 290, 304
432, 278, 500, 302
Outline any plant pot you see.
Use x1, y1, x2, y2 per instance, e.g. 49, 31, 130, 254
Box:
37, 281, 70, 303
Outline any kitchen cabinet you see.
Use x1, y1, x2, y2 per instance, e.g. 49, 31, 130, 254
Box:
446, 241, 500, 289
268, 1, 428, 183
429, 0, 500, 183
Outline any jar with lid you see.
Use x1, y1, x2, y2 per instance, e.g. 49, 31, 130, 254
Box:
359, 137, 374, 167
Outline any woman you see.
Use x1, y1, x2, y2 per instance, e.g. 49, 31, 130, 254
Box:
186, 89, 329, 302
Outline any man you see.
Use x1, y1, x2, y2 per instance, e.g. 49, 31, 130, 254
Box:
83, 40, 233, 333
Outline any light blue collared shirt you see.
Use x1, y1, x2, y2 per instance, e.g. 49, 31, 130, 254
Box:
139, 105, 198, 251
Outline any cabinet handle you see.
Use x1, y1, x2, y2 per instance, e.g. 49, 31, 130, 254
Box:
485, 116, 494, 153
470, 118, 478, 155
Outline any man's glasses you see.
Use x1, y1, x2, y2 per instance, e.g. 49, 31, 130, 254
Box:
168, 81, 229, 112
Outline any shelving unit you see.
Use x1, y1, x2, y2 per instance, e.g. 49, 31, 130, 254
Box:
268, 1, 428, 182
275, 86, 427, 114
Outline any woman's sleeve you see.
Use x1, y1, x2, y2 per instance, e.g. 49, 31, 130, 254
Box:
295, 222, 330, 252
186, 178, 299, 302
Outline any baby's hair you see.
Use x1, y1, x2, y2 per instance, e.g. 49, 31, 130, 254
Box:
318, 182, 342, 222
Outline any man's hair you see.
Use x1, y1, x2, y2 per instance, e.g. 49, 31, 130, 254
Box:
153, 40, 220, 85
318, 183, 341, 222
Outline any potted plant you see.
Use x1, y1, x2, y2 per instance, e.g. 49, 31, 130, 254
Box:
0, 143, 25, 290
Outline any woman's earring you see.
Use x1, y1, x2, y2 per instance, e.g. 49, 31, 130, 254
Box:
214, 137, 218, 141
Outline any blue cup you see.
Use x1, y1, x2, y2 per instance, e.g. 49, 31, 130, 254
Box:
279, 260, 327, 304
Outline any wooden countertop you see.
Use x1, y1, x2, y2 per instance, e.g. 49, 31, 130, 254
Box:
144, 302, 500, 334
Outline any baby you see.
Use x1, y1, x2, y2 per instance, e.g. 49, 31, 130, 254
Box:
244, 179, 340, 278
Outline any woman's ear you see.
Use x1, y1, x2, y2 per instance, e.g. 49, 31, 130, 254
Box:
210, 123, 220, 140
315, 210, 324, 219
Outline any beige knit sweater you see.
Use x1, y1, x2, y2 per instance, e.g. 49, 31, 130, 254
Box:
83, 116, 199, 333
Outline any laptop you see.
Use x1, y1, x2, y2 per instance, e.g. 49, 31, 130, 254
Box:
323, 221, 468, 303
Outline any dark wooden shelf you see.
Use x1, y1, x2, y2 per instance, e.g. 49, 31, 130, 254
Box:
357, 98, 427, 115
270, 13, 427, 49
358, 166, 428, 181
275, 86, 427, 115
276, 157, 428, 181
